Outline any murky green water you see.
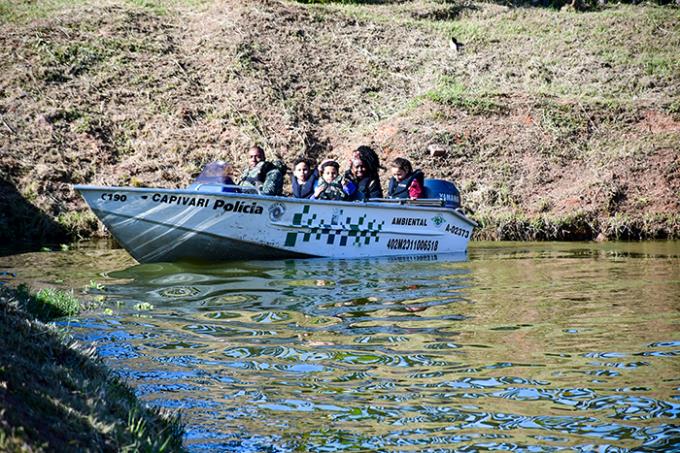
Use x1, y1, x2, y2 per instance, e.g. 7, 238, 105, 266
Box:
2, 242, 679, 452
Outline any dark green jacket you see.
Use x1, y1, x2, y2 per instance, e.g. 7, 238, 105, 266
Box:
239, 160, 286, 196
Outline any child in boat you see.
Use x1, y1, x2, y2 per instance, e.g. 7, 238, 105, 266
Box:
387, 157, 424, 200
312, 160, 346, 201
291, 157, 318, 199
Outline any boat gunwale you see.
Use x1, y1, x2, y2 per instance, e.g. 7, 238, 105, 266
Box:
73, 184, 478, 227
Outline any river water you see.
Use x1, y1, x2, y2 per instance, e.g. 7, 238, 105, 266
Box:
2, 241, 679, 452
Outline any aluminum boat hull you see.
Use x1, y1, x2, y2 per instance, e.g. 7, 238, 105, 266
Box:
75, 185, 475, 263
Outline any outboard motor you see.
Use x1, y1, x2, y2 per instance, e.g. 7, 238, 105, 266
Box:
423, 179, 461, 209
187, 161, 239, 193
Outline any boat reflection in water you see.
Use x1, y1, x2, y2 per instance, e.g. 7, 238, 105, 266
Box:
104, 253, 470, 323
71, 245, 680, 452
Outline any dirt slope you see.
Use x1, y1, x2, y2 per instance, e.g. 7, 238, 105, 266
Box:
1, 0, 678, 243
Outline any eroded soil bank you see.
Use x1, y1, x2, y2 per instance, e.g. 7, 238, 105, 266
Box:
1, 0, 678, 243
0, 285, 184, 451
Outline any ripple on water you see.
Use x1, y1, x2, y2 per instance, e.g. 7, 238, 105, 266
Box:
40, 243, 680, 451
155, 285, 202, 298
222, 346, 333, 362
143, 341, 208, 350
576, 395, 680, 420
183, 323, 276, 338
250, 311, 291, 323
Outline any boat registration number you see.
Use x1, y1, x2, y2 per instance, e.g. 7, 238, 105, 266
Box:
445, 224, 469, 238
101, 193, 127, 202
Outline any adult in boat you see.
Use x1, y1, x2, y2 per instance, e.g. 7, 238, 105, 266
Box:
291, 157, 318, 199
238, 145, 286, 196
344, 145, 383, 201
387, 157, 424, 200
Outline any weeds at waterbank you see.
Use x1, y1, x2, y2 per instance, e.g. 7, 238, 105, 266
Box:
0, 285, 185, 452
473, 212, 680, 241
12, 284, 81, 321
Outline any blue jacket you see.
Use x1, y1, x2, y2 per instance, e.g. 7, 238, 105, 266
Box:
387, 170, 424, 199
292, 170, 319, 199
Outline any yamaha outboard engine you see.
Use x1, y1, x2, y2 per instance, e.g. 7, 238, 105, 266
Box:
423, 179, 461, 209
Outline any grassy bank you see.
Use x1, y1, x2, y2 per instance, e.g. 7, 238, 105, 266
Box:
0, 285, 185, 451
472, 211, 680, 241
0, 0, 678, 242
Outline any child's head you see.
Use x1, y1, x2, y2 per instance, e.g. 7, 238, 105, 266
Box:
390, 158, 413, 182
320, 160, 340, 183
293, 158, 312, 182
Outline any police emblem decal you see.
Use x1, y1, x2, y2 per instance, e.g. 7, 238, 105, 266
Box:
269, 203, 286, 221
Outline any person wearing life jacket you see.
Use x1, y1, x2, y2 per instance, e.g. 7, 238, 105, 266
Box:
343, 146, 383, 201
291, 157, 318, 199
312, 160, 346, 201
387, 157, 424, 200
238, 145, 286, 196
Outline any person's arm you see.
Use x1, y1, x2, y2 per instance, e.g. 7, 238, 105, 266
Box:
261, 168, 283, 195
343, 179, 357, 199
237, 166, 248, 185
312, 181, 326, 199
409, 178, 423, 199
368, 178, 383, 199
291, 176, 300, 198
303, 171, 319, 199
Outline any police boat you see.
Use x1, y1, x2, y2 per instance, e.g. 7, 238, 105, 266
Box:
74, 162, 476, 263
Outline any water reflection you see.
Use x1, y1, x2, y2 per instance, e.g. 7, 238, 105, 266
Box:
25, 243, 680, 451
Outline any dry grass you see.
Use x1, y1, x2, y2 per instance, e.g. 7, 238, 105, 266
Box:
0, 0, 678, 241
